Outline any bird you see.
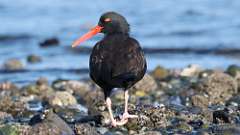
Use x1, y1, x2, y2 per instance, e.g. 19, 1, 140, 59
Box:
72, 12, 147, 127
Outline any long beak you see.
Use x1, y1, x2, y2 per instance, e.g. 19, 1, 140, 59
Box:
72, 25, 103, 48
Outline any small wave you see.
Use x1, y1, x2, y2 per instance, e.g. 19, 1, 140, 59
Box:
168, 30, 207, 36
0, 68, 89, 74
0, 34, 33, 42
68, 46, 240, 55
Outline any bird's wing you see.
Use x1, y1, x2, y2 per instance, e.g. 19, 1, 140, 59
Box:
111, 37, 146, 80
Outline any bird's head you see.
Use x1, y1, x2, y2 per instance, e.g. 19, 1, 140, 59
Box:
72, 12, 129, 48
98, 12, 129, 34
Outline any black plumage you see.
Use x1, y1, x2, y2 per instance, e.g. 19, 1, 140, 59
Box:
72, 12, 147, 126
90, 34, 146, 97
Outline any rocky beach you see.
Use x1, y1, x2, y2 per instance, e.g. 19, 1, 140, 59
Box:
0, 63, 240, 135
1, 0, 240, 134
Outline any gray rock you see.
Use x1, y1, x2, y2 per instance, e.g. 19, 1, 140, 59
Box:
180, 64, 202, 77
191, 94, 209, 108
3, 59, 24, 70
21, 81, 54, 99
52, 80, 96, 99
53, 104, 89, 123
39, 37, 59, 47
136, 131, 162, 135
0, 124, 20, 135
151, 65, 169, 80
193, 72, 238, 107
74, 123, 99, 135
0, 96, 25, 117
125, 105, 175, 131
0, 82, 18, 91
49, 91, 77, 107
27, 54, 42, 63
30, 110, 74, 135
226, 65, 240, 77
226, 95, 240, 106
131, 74, 158, 93
213, 110, 231, 124
211, 124, 240, 135
0, 111, 13, 124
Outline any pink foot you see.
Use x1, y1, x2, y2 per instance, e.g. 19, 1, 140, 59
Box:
122, 112, 138, 121
111, 119, 128, 127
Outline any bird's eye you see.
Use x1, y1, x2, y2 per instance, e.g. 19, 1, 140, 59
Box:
104, 18, 111, 22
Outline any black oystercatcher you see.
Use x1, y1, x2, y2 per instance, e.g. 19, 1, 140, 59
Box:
72, 12, 147, 126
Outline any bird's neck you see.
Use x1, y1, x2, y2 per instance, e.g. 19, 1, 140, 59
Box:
105, 32, 129, 39
102, 33, 129, 44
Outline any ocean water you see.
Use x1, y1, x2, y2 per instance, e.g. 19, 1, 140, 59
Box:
0, 0, 240, 84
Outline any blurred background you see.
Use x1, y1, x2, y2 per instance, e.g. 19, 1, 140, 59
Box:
0, 0, 240, 85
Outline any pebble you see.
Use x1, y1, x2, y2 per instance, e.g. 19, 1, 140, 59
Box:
49, 91, 78, 106
3, 58, 24, 70
0, 66, 239, 134
39, 37, 60, 47
27, 54, 42, 63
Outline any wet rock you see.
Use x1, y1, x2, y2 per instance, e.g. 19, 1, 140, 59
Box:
151, 66, 169, 80
0, 111, 13, 124
26, 100, 43, 112
0, 124, 19, 135
167, 121, 192, 134
36, 77, 49, 86
211, 124, 240, 135
0, 34, 32, 42
199, 69, 215, 78
74, 123, 99, 135
226, 64, 240, 77
0, 96, 25, 117
125, 105, 175, 131
39, 37, 59, 47
27, 54, 42, 63
53, 104, 89, 123
163, 77, 196, 106
188, 119, 204, 130
29, 113, 44, 126
193, 72, 238, 107
226, 65, 240, 92
49, 91, 77, 107
194, 131, 210, 135
137, 131, 162, 135
83, 88, 105, 112
2, 65, 240, 134
191, 94, 209, 108
131, 74, 158, 94
0, 82, 18, 91
226, 95, 240, 106
111, 90, 125, 104
30, 110, 74, 135
52, 80, 94, 98
179, 108, 212, 126
180, 64, 202, 77
22, 81, 54, 98
86, 97, 110, 125
3, 59, 24, 70
213, 110, 231, 124
0, 124, 31, 135
235, 77, 240, 92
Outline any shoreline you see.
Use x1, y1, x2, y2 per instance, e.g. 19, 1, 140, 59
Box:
0, 64, 240, 134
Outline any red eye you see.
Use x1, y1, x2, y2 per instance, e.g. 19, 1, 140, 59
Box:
104, 18, 111, 22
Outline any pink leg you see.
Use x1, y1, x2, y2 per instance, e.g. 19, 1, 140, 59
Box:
106, 97, 128, 127
121, 90, 138, 121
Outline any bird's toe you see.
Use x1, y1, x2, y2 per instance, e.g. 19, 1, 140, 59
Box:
122, 112, 138, 120
110, 119, 117, 127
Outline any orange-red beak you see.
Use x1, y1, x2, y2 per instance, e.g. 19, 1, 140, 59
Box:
72, 25, 103, 48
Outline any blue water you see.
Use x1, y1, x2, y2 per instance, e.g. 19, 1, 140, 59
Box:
0, 0, 240, 84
